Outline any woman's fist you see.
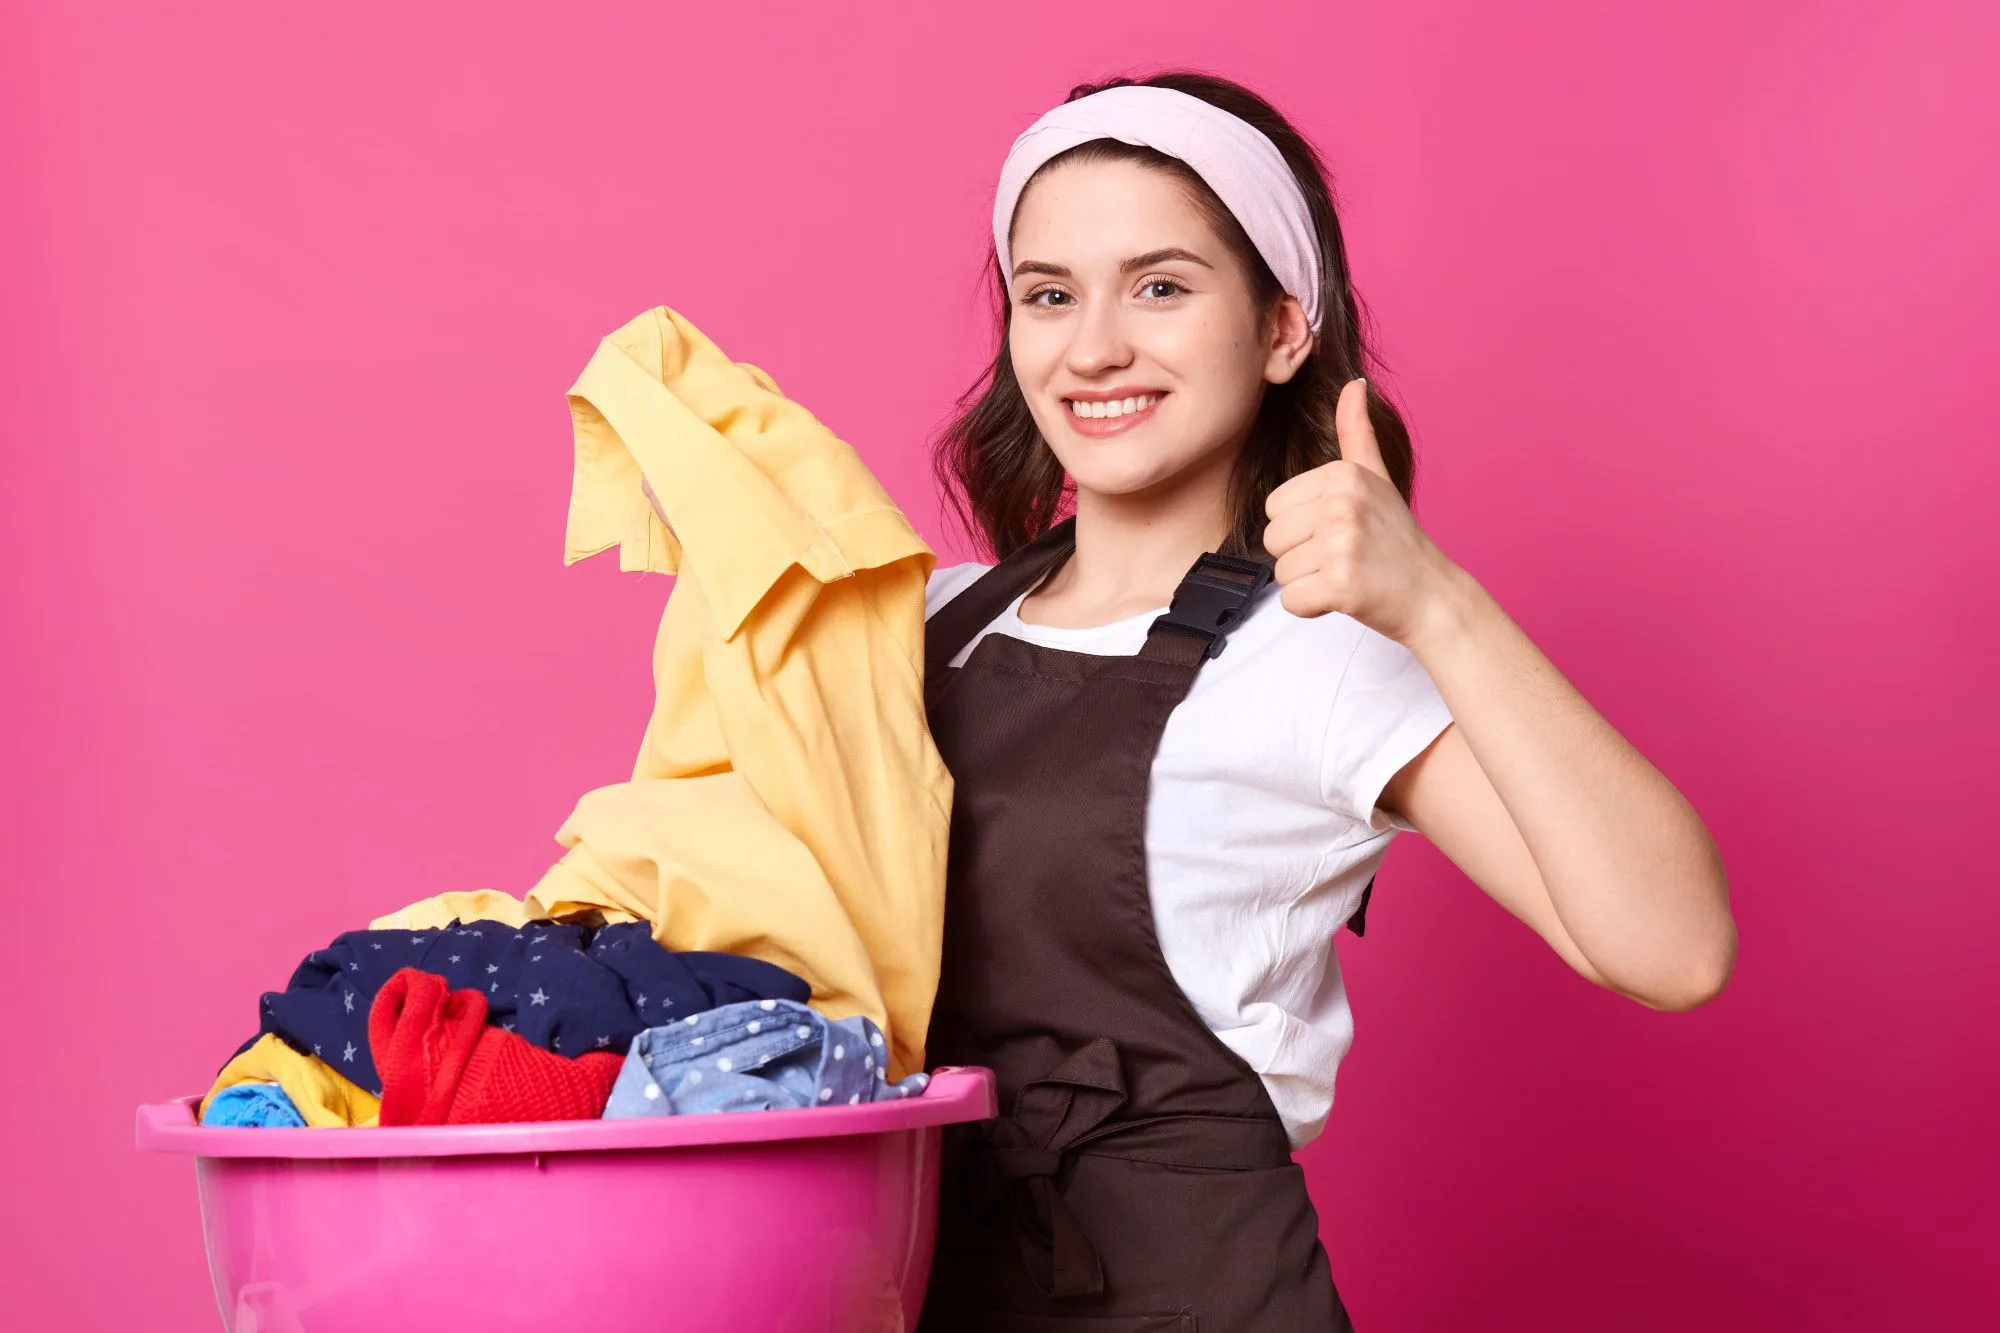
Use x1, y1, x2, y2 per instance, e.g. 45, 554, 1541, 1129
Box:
1263, 378, 1453, 644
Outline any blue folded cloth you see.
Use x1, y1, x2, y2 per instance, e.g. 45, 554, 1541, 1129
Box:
202, 1083, 307, 1128
603, 999, 928, 1117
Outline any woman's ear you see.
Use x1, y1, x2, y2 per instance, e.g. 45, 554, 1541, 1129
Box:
1263, 294, 1316, 386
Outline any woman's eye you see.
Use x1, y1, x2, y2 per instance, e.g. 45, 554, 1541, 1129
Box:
1023, 282, 1181, 308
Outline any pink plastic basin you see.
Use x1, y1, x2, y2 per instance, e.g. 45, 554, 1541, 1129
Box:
137, 1066, 996, 1333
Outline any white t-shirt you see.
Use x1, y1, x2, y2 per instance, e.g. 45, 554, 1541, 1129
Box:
927, 562, 1454, 1147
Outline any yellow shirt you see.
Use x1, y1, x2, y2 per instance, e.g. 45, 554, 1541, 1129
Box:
512, 308, 949, 1081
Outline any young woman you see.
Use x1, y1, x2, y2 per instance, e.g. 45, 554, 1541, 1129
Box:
914, 72, 1736, 1330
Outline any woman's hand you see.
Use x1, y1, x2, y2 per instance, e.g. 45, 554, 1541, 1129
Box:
1262, 378, 1458, 644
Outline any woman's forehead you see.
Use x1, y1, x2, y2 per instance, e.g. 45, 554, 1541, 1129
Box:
1009, 158, 1223, 271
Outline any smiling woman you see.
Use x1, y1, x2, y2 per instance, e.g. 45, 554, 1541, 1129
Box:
914, 69, 1734, 1333
934, 73, 1415, 565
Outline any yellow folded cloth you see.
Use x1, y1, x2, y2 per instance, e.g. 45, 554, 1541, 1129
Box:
201, 1034, 381, 1128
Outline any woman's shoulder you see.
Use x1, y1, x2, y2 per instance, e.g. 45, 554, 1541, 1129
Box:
1230, 586, 1370, 656
1220, 594, 1447, 734
1236, 592, 1441, 702
1187, 593, 1449, 830
925, 561, 994, 620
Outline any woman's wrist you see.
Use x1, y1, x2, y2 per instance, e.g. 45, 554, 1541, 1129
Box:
1401, 553, 1488, 663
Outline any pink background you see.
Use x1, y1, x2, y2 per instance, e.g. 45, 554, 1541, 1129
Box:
4, 1, 1994, 1328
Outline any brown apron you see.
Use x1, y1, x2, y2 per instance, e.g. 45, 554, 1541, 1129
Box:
917, 518, 1357, 1332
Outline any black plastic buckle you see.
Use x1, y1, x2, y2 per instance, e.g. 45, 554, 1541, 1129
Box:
1148, 553, 1274, 659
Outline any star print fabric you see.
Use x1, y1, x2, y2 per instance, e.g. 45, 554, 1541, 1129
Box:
603, 999, 928, 1118
252, 920, 810, 1096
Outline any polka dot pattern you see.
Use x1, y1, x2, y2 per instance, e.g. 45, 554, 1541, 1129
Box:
601, 997, 930, 1119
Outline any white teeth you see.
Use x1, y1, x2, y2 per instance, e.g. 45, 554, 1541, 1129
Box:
1070, 394, 1156, 420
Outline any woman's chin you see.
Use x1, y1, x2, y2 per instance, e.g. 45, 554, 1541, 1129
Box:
1066, 463, 1200, 502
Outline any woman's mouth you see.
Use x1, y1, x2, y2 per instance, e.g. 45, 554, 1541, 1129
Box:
1063, 391, 1165, 436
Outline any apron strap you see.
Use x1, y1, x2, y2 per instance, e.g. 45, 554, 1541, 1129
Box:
924, 517, 1078, 673
929, 523, 1275, 671
1347, 875, 1375, 937
1138, 550, 1274, 665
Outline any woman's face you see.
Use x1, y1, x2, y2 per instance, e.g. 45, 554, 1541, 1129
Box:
1006, 157, 1312, 504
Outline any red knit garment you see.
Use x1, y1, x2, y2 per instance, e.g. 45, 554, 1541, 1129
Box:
370, 967, 624, 1126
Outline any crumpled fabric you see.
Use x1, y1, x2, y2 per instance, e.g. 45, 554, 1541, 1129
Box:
520, 307, 951, 1081
200, 1033, 381, 1128
368, 890, 549, 932
249, 919, 809, 1096
370, 968, 623, 1125
603, 998, 928, 1118
200, 1083, 307, 1128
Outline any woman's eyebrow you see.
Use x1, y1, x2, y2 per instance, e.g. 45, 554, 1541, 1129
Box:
1120, 247, 1213, 274
1011, 247, 1216, 280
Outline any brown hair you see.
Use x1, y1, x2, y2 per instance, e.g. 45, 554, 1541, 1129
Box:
932, 70, 1416, 562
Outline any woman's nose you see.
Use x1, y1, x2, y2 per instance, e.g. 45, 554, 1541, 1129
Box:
1063, 301, 1134, 375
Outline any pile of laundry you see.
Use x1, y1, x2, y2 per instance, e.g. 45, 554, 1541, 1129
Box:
201, 917, 924, 1127
197, 306, 952, 1129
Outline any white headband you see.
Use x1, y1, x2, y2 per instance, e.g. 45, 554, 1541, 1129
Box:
991, 85, 1325, 333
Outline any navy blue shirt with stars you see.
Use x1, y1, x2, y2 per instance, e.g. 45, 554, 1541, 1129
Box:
246, 921, 811, 1095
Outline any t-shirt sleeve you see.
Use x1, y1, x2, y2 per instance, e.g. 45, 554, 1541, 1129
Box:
925, 561, 991, 620
1319, 627, 1455, 834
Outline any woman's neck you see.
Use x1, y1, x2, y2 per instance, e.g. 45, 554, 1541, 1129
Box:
1018, 483, 1233, 630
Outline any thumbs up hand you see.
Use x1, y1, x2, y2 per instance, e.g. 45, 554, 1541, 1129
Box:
1262, 378, 1456, 644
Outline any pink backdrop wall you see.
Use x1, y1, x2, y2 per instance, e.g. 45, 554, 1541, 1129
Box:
4, 1, 1993, 1328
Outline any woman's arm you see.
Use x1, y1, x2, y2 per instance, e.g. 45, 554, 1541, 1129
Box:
1263, 379, 1735, 1010
1381, 574, 1734, 1010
